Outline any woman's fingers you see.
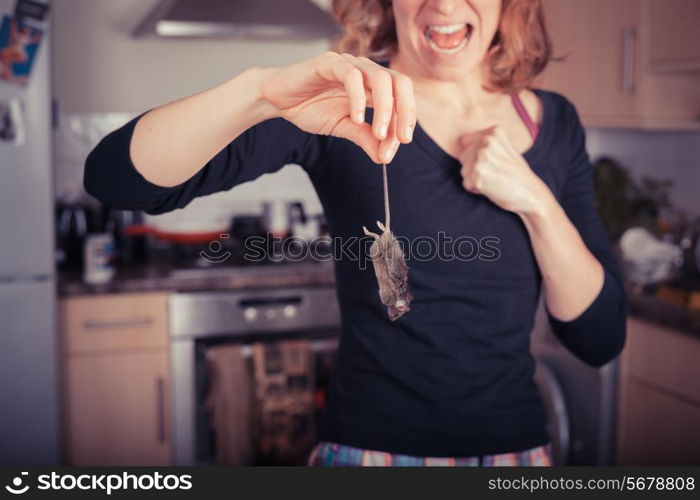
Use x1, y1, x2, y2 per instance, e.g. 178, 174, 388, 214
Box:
343, 55, 411, 142
379, 114, 400, 163
341, 67, 367, 125
362, 63, 394, 141
390, 72, 417, 143
324, 54, 367, 125
318, 52, 415, 159
334, 119, 382, 164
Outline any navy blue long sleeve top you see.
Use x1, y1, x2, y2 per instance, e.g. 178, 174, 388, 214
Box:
84, 88, 627, 457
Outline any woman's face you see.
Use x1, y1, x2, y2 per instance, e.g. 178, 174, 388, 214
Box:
392, 0, 502, 81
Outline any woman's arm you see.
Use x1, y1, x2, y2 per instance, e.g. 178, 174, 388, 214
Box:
85, 113, 323, 214
518, 184, 604, 322
518, 102, 627, 367
84, 66, 296, 214
458, 98, 626, 367
99, 52, 416, 188
84, 52, 416, 212
129, 66, 277, 188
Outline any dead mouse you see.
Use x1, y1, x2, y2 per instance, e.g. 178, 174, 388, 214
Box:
362, 163, 413, 321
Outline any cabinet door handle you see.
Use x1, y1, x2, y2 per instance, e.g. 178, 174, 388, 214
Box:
82, 317, 154, 330
621, 26, 636, 95
156, 377, 166, 443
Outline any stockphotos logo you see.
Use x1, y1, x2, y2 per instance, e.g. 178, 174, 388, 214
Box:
4, 471, 193, 495
5, 472, 29, 495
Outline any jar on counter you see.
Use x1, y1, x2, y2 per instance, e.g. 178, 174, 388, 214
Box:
83, 232, 116, 284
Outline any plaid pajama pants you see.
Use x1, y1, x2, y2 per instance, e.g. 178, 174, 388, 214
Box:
307, 441, 553, 466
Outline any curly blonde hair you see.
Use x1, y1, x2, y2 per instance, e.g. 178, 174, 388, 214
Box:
331, 0, 553, 93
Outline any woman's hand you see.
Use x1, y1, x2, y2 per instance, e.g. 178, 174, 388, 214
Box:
260, 51, 417, 164
457, 126, 552, 215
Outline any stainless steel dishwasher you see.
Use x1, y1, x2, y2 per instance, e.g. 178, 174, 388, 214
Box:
169, 284, 341, 465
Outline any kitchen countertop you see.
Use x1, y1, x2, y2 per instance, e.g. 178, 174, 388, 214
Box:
59, 264, 700, 337
58, 260, 337, 296
625, 284, 700, 337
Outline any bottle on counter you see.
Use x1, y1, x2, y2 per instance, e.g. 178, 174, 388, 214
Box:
83, 232, 116, 284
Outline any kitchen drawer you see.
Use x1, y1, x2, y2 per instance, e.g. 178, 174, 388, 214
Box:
625, 317, 700, 403
61, 292, 169, 354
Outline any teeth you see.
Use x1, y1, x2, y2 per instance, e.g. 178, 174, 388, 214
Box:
424, 24, 471, 54
428, 23, 466, 34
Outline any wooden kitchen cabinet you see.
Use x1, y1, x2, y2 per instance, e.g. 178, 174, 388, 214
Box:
63, 349, 170, 466
616, 317, 700, 465
538, 0, 700, 129
538, 0, 641, 124
648, 0, 700, 72
60, 292, 171, 465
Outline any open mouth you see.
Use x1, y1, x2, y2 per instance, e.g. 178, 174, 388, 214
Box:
423, 23, 474, 55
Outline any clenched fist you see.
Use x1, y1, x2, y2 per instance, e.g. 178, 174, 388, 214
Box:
457, 125, 550, 215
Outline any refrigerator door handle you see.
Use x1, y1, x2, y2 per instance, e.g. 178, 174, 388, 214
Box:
0, 274, 52, 283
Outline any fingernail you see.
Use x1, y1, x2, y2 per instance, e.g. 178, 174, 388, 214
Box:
404, 125, 414, 142
355, 111, 365, 123
382, 147, 394, 162
378, 122, 388, 139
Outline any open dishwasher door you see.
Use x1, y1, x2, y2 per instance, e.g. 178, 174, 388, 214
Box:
169, 285, 342, 465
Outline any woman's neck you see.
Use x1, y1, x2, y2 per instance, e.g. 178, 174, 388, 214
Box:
389, 53, 499, 118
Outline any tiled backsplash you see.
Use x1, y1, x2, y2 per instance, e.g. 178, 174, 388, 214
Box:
54, 112, 700, 231
54, 112, 135, 204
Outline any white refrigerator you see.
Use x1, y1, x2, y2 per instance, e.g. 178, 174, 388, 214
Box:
0, 6, 60, 464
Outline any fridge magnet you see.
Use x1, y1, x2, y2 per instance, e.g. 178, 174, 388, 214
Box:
14, 0, 51, 26
0, 98, 25, 145
0, 14, 44, 87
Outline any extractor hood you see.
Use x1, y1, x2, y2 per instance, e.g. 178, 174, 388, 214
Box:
133, 0, 342, 40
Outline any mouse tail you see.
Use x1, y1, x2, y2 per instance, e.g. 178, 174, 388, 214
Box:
382, 162, 390, 231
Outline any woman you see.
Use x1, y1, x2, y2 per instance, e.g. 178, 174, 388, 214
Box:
84, 0, 627, 466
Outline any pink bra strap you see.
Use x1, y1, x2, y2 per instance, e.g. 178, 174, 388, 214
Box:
511, 92, 539, 140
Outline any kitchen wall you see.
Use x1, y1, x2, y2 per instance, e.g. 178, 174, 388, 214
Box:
51, 0, 330, 230
587, 128, 700, 217
51, 0, 700, 231
52, 0, 332, 113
